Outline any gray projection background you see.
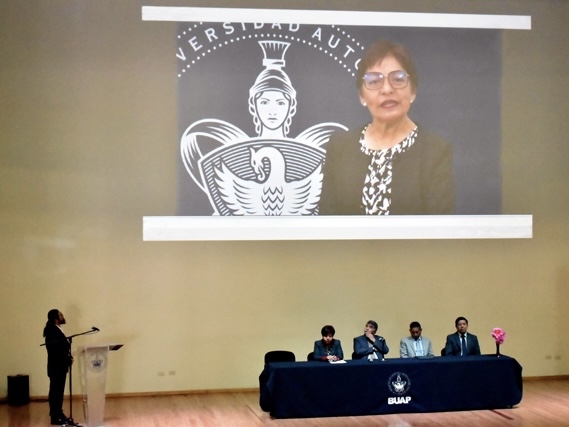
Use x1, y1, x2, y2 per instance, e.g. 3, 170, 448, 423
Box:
176, 23, 501, 215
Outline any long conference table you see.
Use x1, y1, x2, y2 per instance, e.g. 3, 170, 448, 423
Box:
259, 355, 523, 418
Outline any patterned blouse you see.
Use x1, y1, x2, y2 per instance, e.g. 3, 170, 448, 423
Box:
360, 125, 418, 215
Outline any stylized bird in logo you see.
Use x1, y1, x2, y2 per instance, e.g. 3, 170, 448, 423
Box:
392, 375, 407, 393
214, 146, 322, 215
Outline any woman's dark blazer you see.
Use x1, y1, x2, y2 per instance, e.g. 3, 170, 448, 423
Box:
313, 339, 344, 360
319, 126, 455, 215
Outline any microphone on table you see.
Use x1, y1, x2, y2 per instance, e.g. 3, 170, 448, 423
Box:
91, 326, 100, 332
376, 337, 385, 361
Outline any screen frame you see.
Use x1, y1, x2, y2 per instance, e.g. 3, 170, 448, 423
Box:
142, 6, 532, 241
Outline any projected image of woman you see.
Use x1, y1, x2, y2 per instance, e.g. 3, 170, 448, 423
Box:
319, 40, 455, 215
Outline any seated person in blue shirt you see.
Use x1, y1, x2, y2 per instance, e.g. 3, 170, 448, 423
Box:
400, 321, 434, 358
353, 320, 389, 360
313, 325, 344, 361
444, 316, 481, 356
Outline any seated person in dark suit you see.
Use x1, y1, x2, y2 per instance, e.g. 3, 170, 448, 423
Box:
313, 324, 344, 361
353, 320, 389, 360
444, 316, 481, 356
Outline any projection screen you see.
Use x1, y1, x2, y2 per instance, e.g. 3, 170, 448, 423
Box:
142, 6, 532, 241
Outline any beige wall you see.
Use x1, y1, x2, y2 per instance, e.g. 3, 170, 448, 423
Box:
1, 0, 568, 398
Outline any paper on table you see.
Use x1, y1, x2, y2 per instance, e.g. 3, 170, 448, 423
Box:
329, 360, 347, 364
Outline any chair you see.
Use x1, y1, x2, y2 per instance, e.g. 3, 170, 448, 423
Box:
264, 350, 295, 364
259, 351, 295, 412
306, 352, 314, 361
440, 348, 446, 356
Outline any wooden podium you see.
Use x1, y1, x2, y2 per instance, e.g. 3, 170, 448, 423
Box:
77, 344, 123, 427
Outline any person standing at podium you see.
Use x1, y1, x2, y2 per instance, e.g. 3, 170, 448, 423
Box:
43, 309, 73, 425
444, 316, 481, 356
353, 320, 389, 360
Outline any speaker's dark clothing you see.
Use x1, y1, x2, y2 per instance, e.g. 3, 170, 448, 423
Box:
44, 323, 71, 418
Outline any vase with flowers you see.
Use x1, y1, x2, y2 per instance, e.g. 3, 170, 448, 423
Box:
491, 327, 506, 356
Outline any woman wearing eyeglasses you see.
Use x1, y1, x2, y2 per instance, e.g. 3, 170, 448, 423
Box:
319, 40, 455, 215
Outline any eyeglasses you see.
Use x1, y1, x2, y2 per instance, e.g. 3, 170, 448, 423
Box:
362, 70, 410, 90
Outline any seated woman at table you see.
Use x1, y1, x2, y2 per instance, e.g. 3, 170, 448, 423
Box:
313, 325, 344, 361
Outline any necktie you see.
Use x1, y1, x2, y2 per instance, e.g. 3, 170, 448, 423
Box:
460, 334, 467, 356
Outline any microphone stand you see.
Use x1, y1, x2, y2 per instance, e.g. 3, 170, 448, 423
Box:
42, 328, 99, 427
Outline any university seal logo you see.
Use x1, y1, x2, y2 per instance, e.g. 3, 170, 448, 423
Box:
387, 372, 411, 395
88, 351, 107, 373
176, 22, 363, 215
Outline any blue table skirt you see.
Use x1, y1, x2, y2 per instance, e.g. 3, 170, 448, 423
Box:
260, 355, 522, 418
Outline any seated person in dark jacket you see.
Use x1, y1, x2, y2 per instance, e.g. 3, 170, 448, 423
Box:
353, 320, 389, 360
444, 316, 481, 356
313, 324, 344, 361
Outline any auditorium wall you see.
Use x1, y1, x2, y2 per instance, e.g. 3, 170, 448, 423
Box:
1, 0, 568, 397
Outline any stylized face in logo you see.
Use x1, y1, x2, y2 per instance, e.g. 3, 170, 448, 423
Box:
255, 90, 291, 132
248, 62, 298, 139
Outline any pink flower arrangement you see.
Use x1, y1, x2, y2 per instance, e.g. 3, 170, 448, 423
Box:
492, 327, 506, 344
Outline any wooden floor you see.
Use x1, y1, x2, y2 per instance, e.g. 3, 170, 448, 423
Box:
2, 379, 568, 427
